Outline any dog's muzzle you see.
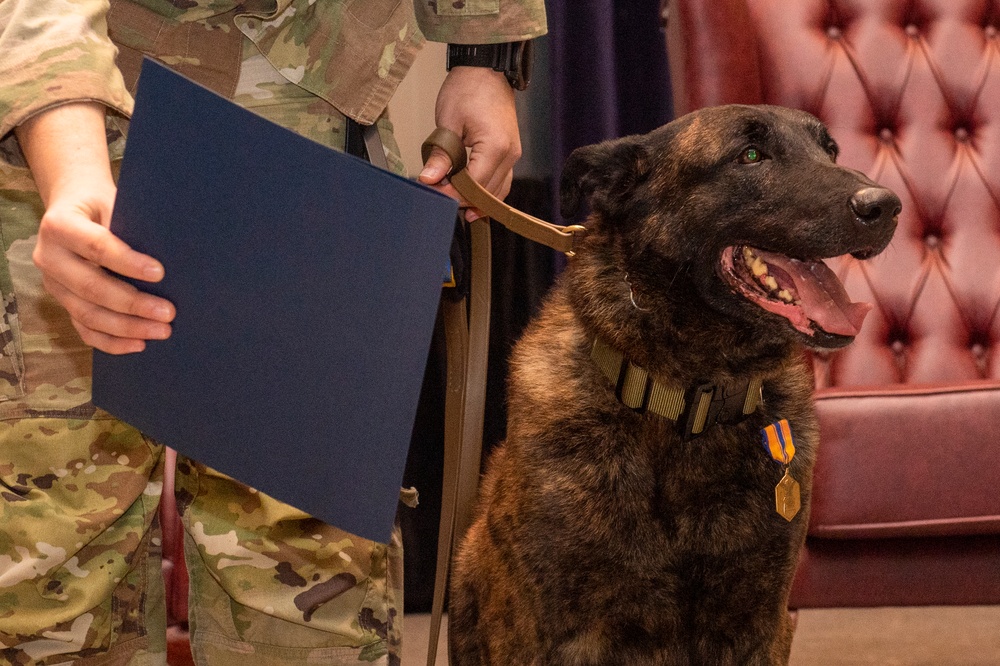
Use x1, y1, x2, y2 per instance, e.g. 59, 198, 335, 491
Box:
848, 186, 901, 258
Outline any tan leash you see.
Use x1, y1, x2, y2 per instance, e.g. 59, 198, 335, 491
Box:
423, 129, 587, 257
421, 129, 586, 666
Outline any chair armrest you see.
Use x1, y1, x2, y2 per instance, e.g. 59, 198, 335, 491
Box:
810, 381, 1000, 538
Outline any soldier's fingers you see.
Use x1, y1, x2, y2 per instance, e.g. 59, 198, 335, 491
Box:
37, 207, 165, 283
70, 319, 149, 355
36, 245, 175, 326
418, 147, 455, 187
44, 278, 172, 353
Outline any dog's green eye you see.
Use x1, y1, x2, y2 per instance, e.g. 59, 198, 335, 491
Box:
741, 147, 762, 164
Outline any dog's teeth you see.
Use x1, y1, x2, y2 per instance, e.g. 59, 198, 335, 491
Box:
741, 248, 793, 301
741, 247, 770, 279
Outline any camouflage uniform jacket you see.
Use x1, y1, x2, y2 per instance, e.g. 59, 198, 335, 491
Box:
0, 0, 547, 149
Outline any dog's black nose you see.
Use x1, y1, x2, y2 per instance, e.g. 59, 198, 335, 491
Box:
850, 187, 901, 227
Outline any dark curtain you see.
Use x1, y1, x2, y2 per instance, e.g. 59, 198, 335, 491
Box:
550, 0, 674, 209
401, 0, 673, 613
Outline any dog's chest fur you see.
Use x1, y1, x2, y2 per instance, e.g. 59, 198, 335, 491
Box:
454, 286, 818, 661
503, 287, 816, 554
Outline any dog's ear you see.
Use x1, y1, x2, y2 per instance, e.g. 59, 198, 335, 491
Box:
559, 137, 651, 220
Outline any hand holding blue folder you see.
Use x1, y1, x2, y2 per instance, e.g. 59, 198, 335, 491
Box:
92, 60, 458, 544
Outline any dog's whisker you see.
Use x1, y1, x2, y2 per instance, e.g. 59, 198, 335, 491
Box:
624, 273, 650, 311
666, 264, 686, 291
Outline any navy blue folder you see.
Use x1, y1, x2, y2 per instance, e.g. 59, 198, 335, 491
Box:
92, 60, 458, 543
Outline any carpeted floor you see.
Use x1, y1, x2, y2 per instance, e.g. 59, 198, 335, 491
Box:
404, 606, 1000, 665
788, 606, 1000, 665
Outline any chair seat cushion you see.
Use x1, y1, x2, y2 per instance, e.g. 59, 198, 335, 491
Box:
810, 382, 1000, 539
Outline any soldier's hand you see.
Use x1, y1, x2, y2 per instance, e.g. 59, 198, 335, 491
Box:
419, 66, 521, 221
17, 103, 175, 354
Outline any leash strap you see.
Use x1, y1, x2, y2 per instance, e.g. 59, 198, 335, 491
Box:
427, 220, 491, 666
421, 128, 588, 255
421, 128, 586, 666
345, 120, 471, 663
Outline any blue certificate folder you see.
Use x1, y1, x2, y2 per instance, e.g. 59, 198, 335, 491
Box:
92, 59, 458, 543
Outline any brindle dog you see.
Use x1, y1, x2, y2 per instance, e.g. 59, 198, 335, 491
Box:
448, 105, 899, 665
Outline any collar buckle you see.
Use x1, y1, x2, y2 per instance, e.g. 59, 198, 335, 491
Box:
679, 377, 763, 441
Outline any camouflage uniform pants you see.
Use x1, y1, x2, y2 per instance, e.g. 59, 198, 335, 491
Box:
0, 38, 409, 666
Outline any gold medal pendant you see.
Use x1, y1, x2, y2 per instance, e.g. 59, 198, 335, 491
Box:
775, 467, 801, 522
762, 419, 801, 522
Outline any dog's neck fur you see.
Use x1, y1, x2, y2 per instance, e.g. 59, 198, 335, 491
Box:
566, 245, 797, 389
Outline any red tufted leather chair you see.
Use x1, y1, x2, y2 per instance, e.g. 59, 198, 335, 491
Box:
160, 448, 195, 665
663, 0, 1000, 607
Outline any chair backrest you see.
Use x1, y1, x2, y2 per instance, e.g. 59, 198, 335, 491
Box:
664, 0, 1000, 390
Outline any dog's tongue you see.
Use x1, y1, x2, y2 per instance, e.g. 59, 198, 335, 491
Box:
755, 249, 872, 337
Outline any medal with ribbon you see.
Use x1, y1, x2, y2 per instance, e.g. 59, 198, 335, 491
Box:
761, 419, 801, 521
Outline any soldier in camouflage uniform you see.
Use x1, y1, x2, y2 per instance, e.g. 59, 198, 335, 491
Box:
0, 0, 545, 664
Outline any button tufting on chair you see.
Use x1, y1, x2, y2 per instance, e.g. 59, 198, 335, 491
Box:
665, 0, 1000, 607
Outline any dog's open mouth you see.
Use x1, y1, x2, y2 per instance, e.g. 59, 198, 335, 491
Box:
721, 245, 872, 343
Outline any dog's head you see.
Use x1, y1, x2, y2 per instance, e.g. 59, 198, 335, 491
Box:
561, 104, 899, 351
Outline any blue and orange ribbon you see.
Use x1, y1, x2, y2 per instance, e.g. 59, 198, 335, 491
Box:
761, 419, 795, 465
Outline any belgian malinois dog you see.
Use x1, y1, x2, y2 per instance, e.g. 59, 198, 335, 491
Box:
448, 105, 899, 665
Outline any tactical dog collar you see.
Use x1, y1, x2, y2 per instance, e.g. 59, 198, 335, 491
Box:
590, 338, 763, 440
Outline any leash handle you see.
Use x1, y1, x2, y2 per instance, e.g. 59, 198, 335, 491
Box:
421, 127, 468, 173
421, 128, 587, 256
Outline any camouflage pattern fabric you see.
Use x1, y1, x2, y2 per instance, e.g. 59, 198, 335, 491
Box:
0, 0, 546, 137
239, 0, 547, 124
229, 46, 408, 177
0, 0, 546, 663
0, 160, 167, 665
0, 32, 407, 666
0, 0, 134, 150
177, 460, 405, 665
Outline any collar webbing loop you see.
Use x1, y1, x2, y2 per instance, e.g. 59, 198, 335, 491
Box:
591, 338, 764, 439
